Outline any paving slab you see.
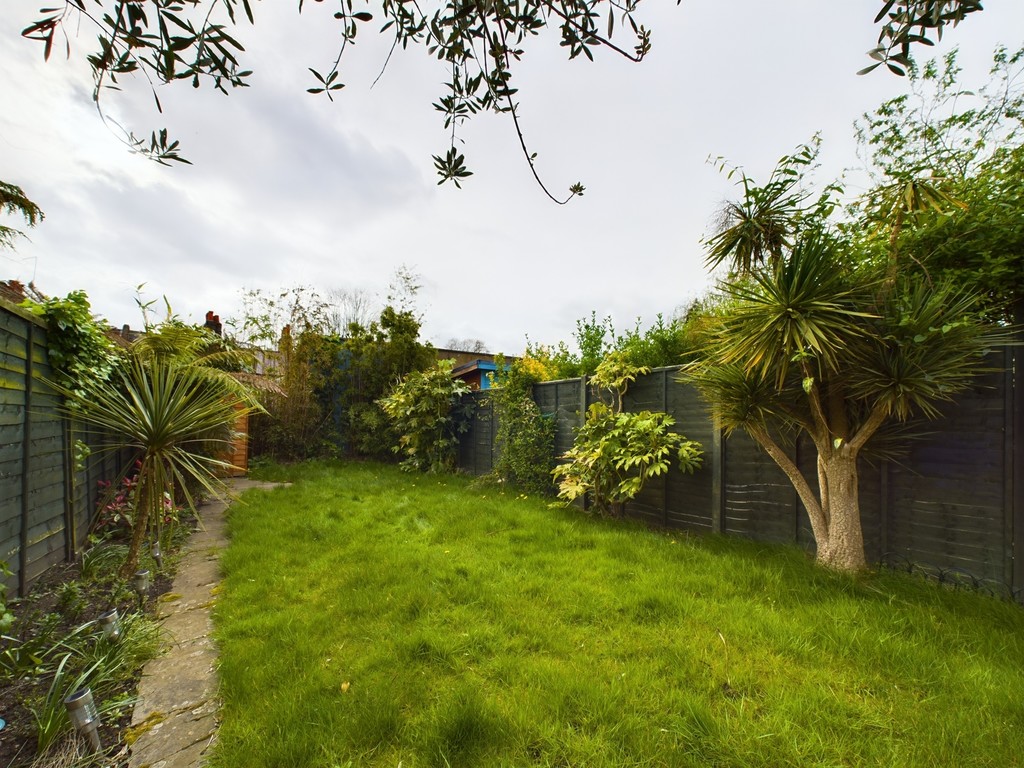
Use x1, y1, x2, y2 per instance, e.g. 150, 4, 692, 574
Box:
128, 479, 284, 768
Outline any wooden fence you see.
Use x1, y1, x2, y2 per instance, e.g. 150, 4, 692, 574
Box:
0, 301, 132, 597
458, 347, 1022, 600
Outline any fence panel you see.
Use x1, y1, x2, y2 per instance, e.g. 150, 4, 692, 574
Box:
457, 353, 1019, 597
882, 364, 1010, 585
458, 391, 495, 475
1, 301, 133, 594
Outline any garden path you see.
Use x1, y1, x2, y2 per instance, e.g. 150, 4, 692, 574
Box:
127, 478, 282, 768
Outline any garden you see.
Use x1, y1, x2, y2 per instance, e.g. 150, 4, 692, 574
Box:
1, 32, 1023, 768
211, 461, 1024, 767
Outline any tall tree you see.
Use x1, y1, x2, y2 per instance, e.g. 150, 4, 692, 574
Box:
686, 149, 1006, 572
853, 45, 1024, 320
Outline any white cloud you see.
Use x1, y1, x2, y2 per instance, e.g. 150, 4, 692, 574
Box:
2, 1, 1022, 354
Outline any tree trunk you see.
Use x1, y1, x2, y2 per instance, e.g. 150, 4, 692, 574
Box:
119, 493, 150, 579
816, 453, 867, 571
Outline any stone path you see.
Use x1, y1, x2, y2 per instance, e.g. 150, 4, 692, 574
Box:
127, 479, 281, 768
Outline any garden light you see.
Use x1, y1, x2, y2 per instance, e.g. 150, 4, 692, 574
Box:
64, 688, 102, 753
132, 569, 150, 608
97, 608, 121, 642
151, 540, 163, 569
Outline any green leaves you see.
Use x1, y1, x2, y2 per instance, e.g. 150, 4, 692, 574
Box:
433, 147, 473, 188
553, 355, 702, 515
704, 139, 835, 274
863, 1, 983, 77
0, 180, 45, 251
553, 404, 702, 515
307, 68, 345, 100
379, 360, 475, 473
714, 232, 876, 388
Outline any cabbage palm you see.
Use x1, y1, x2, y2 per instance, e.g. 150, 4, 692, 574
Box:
68, 325, 261, 577
686, 229, 1002, 571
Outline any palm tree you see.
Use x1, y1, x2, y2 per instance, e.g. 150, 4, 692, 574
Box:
687, 217, 1003, 572
67, 323, 262, 577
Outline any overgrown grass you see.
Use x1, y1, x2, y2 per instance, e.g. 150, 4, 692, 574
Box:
213, 461, 1024, 767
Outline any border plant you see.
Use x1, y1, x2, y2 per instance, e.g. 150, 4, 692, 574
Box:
487, 357, 556, 495
61, 320, 261, 576
379, 359, 475, 473
554, 351, 702, 515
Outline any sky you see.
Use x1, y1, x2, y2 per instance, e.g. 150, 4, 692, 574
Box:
1, 1, 1023, 355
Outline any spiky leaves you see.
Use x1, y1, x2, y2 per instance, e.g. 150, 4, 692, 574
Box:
687, 227, 1000, 570
64, 330, 260, 577
714, 233, 875, 389
0, 180, 44, 250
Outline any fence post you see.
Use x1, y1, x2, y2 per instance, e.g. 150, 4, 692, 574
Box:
579, 374, 589, 513
62, 420, 75, 563
711, 427, 724, 534
1006, 338, 1022, 597
662, 369, 670, 527
19, 323, 35, 597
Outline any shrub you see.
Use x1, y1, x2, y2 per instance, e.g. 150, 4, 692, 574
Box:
379, 360, 475, 472
488, 357, 556, 495
553, 352, 703, 515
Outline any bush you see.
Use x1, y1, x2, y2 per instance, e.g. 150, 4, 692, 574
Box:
489, 358, 556, 495
379, 360, 475, 472
553, 352, 703, 515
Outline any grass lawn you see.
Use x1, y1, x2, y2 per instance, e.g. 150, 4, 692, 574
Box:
211, 461, 1024, 767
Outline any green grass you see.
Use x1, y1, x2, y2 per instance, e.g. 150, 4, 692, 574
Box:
212, 461, 1024, 768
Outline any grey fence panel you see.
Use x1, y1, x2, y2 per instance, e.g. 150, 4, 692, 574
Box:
0, 301, 132, 594
883, 365, 1010, 584
535, 379, 586, 459
722, 430, 798, 543
664, 377, 718, 533
455, 352, 1020, 597
458, 391, 495, 476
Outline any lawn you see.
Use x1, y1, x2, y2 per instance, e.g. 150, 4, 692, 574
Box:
211, 461, 1024, 767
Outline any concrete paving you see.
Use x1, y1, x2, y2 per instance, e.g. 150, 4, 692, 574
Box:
128, 479, 282, 768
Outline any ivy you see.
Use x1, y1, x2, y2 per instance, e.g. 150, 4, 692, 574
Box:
21, 290, 118, 400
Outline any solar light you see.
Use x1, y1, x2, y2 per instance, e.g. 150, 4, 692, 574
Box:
97, 608, 121, 642
64, 688, 102, 753
132, 569, 150, 608
151, 540, 163, 569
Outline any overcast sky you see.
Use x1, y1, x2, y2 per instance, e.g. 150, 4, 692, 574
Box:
2, 1, 1022, 354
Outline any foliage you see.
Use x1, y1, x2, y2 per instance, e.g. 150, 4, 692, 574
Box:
553, 352, 702, 515
488, 357, 556, 495
853, 45, 1024, 319
18, 2, 984, 197
0, 561, 12, 633
0, 180, 44, 250
611, 312, 692, 369
535, 312, 616, 380
379, 360, 475, 473
27, 611, 160, 754
62, 320, 260, 577
236, 282, 435, 462
250, 327, 343, 462
21, 290, 118, 399
94, 469, 183, 539
704, 138, 841, 274
686, 156, 1006, 571
863, 0, 984, 77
